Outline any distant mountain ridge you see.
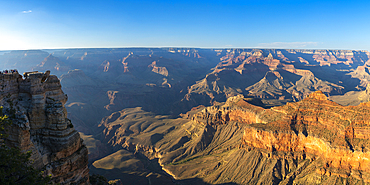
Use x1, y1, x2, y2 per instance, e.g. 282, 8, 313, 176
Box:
1, 48, 369, 132
3, 47, 370, 184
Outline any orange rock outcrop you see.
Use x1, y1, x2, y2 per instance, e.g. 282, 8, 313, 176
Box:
192, 91, 370, 181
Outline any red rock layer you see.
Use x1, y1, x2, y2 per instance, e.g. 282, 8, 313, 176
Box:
240, 91, 370, 181
191, 91, 370, 181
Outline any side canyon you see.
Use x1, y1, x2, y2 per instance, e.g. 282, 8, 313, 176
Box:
98, 92, 370, 184
2, 48, 370, 184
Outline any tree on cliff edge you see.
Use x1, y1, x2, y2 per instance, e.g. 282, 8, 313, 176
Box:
0, 107, 51, 185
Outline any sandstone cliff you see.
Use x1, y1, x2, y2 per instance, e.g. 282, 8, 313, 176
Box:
188, 91, 370, 184
97, 92, 370, 184
4, 48, 370, 184
239, 91, 370, 183
183, 49, 368, 109
0, 71, 89, 184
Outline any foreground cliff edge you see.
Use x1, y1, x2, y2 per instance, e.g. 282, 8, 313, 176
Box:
0, 71, 89, 184
98, 91, 370, 184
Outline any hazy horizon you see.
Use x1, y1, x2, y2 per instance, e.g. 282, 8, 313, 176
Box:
0, 47, 369, 53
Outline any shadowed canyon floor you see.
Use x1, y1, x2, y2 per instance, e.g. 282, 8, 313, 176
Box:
2, 48, 370, 184
92, 92, 370, 184
2, 48, 370, 131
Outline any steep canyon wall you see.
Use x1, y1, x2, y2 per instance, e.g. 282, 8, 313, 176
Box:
0, 71, 89, 184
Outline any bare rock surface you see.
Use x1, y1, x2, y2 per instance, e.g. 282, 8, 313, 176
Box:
0, 71, 89, 184
97, 92, 370, 184
3, 48, 370, 184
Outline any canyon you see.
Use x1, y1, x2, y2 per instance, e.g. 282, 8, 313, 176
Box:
97, 91, 370, 184
2, 48, 370, 184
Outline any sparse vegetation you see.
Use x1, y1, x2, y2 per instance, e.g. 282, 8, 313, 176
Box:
46, 97, 56, 101
89, 174, 108, 185
0, 107, 51, 185
5, 98, 16, 119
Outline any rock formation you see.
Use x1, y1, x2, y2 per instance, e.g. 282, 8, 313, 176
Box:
3, 48, 370, 184
32, 54, 70, 74
188, 91, 370, 183
239, 91, 370, 182
183, 48, 367, 107
97, 92, 370, 184
0, 70, 89, 184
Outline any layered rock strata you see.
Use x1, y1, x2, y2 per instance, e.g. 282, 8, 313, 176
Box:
97, 92, 370, 184
0, 71, 89, 184
184, 49, 369, 109
191, 91, 370, 182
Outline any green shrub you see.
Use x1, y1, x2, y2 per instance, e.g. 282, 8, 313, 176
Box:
0, 109, 51, 185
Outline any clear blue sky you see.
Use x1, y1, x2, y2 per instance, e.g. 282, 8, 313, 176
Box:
0, 0, 369, 51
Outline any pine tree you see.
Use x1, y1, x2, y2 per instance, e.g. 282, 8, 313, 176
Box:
0, 106, 51, 185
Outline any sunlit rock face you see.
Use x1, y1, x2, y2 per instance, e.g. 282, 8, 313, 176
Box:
236, 91, 370, 182
94, 89, 370, 184
187, 92, 370, 183
184, 49, 370, 108
0, 71, 89, 184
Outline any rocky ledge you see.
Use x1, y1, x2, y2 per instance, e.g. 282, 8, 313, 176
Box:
0, 71, 89, 184
192, 91, 370, 182
242, 91, 370, 182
